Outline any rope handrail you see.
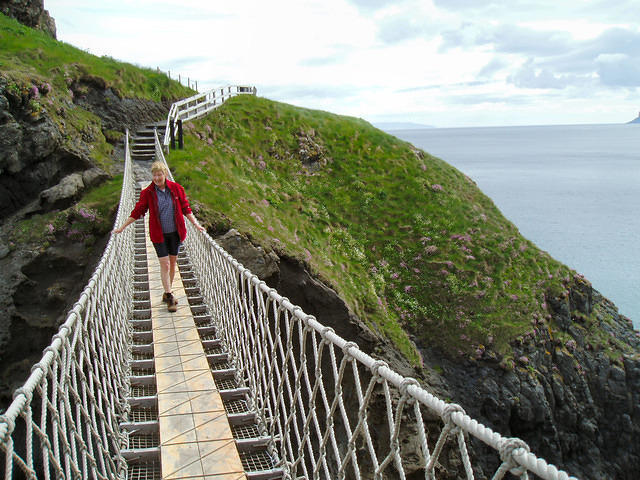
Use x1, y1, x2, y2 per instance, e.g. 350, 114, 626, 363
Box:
162, 84, 256, 147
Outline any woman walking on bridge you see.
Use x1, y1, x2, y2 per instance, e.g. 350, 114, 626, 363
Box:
114, 161, 205, 311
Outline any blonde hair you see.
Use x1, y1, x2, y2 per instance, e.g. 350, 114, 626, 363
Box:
151, 161, 169, 176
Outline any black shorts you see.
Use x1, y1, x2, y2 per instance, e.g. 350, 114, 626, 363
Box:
153, 231, 181, 257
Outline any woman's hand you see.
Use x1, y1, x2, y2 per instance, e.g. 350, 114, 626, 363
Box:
186, 213, 206, 233
113, 217, 135, 234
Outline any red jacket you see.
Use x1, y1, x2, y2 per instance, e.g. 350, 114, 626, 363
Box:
129, 180, 192, 243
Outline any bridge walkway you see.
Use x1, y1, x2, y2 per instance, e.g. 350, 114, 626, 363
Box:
121, 175, 282, 479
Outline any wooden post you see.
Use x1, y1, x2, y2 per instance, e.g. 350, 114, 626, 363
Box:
178, 74, 181, 85
177, 120, 183, 150
170, 121, 176, 150
168, 70, 171, 79
195, 81, 198, 92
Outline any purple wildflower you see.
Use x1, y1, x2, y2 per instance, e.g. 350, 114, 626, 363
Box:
47, 224, 55, 234
258, 160, 267, 170
404, 285, 412, 293
431, 184, 444, 192
29, 85, 40, 99
250, 212, 263, 223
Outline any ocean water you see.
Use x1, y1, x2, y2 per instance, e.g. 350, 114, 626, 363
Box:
390, 124, 640, 329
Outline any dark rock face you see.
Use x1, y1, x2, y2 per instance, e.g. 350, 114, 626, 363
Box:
0, 236, 107, 408
69, 76, 170, 133
0, 0, 56, 38
0, 77, 93, 219
432, 280, 640, 479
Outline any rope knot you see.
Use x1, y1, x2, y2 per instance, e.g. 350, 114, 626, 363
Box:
304, 314, 317, 327
499, 437, 531, 476
0, 414, 15, 435
442, 403, 465, 426
370, 360, 388, 380
31, 362, 44, 374
12, 387, 32, 404
320, 326, 335, 340
399, 377, 419, 398
342, 341, 358, 357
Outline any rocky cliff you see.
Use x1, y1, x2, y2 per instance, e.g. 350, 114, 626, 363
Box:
0, 0, 55, 38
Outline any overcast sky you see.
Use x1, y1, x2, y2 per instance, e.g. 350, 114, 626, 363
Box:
45, 0, 640, 127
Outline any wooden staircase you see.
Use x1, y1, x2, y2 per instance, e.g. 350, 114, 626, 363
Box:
131, 121, 167, 162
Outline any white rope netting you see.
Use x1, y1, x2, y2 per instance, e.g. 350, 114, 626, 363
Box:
0, 132, 137, 480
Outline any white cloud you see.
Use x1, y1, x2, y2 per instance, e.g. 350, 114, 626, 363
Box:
44, 0, 640, 127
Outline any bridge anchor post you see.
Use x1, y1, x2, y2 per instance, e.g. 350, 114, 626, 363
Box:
178, 120, 184, 149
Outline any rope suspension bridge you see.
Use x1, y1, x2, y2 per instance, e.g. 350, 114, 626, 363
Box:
0, 86, 580, 480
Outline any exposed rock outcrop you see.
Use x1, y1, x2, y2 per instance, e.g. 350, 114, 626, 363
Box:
68, 75, 170, 133
0, 0, 56, 38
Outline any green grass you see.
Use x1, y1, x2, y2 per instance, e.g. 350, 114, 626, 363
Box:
0, 12, 194, 174
165, 95, 590, 364
0, 13, 193, 101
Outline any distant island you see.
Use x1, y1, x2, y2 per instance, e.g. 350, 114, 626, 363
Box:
627, 112, 640, 124
374, 121, 434, 130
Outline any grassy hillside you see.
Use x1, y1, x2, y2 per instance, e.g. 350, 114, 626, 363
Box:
0, 12, 192, 249
0, 13, 191, 101
166, 95, 607, 365
0, 12, 193, 172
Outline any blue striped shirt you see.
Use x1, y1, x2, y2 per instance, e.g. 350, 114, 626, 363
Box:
155, 185, 176, 233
